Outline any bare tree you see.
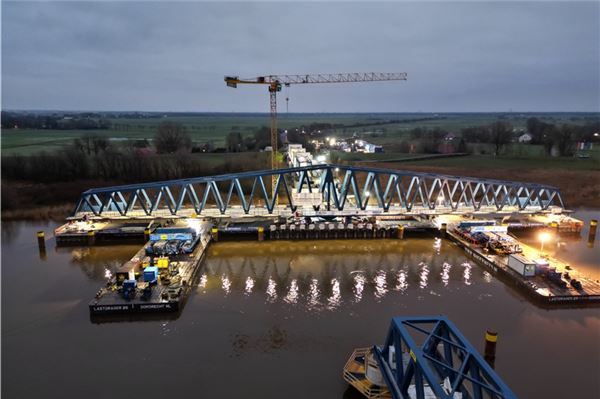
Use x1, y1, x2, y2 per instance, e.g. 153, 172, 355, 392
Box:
489, 121, 512, 156
154, 121, 192, 154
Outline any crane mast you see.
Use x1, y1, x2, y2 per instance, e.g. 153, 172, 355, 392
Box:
224, 72, 408, 198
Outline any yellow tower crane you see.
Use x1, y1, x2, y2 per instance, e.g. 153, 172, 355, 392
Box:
224, 72, 407, 195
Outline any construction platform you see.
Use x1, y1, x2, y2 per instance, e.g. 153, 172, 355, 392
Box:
89, 222, 211, 316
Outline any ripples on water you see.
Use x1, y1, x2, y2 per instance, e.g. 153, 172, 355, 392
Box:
196, 239, 493, 312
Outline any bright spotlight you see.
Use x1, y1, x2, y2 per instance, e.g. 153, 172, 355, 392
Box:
539, 232, 552, 253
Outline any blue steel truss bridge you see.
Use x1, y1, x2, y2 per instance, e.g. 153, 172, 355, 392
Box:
72, 164, 565, 220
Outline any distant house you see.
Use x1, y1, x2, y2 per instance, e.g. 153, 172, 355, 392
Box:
443, 133, 457, 141
518, 133, 533, 143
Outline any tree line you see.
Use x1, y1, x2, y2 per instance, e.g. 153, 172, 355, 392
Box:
461, 118, 598, 156
1, 111, 110, 130
2, 121, 266, 185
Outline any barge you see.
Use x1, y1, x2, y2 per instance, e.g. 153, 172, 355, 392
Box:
447, 229, 600, 306
89, 222, 212, 316
55, 220, 153, 245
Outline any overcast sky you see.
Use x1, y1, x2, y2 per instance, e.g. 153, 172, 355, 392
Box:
2, 1, 599, 112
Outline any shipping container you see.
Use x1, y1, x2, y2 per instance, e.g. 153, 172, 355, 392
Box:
507, 254, 536, 277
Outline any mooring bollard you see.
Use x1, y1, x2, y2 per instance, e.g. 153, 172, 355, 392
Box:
87, 230, 96, 246
440, 223, 447, 238
37, 231, 47, 260
588, 219, 598, 243
144, 228, 150, 242
258, 226, 264, 241
211, 227, 219, 242
484, 330, 498, 369
397, 225, 405, 239
37, 231, 46, 250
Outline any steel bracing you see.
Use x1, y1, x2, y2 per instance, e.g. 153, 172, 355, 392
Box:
373, 316, 516, 399
72, 164, 564, 218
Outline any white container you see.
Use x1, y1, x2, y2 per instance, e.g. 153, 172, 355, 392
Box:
508, 254, 536, 277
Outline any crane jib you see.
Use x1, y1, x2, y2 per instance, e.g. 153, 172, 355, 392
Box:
224, 72, 407, 86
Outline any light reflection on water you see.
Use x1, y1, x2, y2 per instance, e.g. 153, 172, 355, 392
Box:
284, 279, 299, 304
244, 276, 254, 295
198, 274, 207, 290
419, 262, 429, 289
395, 269, 408, 292
308, 278, 320, 310
462, 262, 472, 286
221, 274, 232, 295
483, 270, 493, 283
433, 237, 442, 254
373, 270, 388, 300
352, 273, 366, 302
266, 277, 277, 302
199, 239, 489, 311
441, 262, 451, 286
327, 278, 342, 309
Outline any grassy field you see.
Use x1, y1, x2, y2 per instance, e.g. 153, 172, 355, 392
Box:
3, 112, 598, 155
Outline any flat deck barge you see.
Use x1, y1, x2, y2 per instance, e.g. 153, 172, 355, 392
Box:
447, 230, 600, 306
55, 220, 152, 244
89, 228, 211, 315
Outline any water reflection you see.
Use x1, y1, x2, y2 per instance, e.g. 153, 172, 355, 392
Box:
198, 274, 207, 290
433, 237, 442, 254
374, 270, 388, 300
353, 273, 366, 302
308, 278, 320, 310
419, 262, 429, 289
266, 277, 277, 302
244, 276, 254, 295
221, 274, 232, 295
284, 279, 299, 304
196, 239, 488, 311
461, 262, 472, 286
483, 271, 492, 284
395, 269, 408, 292
441, 262, 451, 287
327, 278, 341, 309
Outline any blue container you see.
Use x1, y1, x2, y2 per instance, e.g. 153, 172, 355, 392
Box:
144, 266, 159, 283
123, 279, 137, 289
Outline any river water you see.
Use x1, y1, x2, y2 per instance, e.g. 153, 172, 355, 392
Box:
2, 210, 599, 398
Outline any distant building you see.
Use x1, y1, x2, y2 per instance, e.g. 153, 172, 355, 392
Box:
518, 133, 533, 143
443, 133, 457, 141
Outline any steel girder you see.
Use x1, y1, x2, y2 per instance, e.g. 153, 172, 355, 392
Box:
72, 164, 564, 217
373, 316, 516, 399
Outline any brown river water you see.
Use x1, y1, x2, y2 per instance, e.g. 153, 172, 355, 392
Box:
2, 209, 599, 398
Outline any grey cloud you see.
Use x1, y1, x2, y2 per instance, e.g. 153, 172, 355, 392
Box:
2, 1, 599, 112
